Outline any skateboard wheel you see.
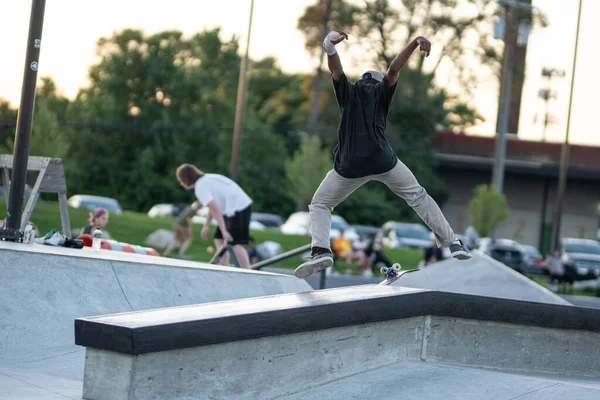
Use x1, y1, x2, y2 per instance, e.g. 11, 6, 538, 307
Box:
392, 263, 401, 272
380, 266, 387, 275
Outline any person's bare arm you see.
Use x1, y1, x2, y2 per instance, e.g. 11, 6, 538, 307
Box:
386, 36, 431, 86
324, 29, 349, 82
207, 202, 232, 242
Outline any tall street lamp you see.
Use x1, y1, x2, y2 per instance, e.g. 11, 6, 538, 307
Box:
551, 0, 584, 250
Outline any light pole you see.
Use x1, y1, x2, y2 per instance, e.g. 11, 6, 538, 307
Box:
230, 0, 255, 182
551, 0, 583, 250
492, 0, 534, 193
1, 0, 46, 242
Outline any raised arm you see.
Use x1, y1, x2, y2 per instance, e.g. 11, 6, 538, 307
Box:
386, 36, 431, 86
323, 29, 349, 82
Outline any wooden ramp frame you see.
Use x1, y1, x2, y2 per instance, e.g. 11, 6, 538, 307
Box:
0, 154, 71, 238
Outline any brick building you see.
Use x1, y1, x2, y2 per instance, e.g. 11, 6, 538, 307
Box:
432, 132, 600, 253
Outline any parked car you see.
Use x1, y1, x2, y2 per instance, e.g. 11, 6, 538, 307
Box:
189, 206, 265, 230
520, 244, 549, 275
67, 194, 123, 214
147, 203, 189, 218
561, 238, 600, 281
380, 221, 432, 249
478, 238, 525, 272
351, 224, 381, 238
280, 211, 359, 240
251, 212, 285, 231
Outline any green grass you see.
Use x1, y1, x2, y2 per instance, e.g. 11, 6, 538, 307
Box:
1, 198, 424, 272
532, 276, 598, 297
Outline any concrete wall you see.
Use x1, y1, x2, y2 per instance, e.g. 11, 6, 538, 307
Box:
81, 315, 600, 400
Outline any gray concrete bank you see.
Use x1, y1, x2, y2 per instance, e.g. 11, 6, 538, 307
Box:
76, 285, 600, 400
0, 241, 311, 399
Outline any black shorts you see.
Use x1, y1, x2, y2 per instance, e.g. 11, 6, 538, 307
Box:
214, 205, 252, 245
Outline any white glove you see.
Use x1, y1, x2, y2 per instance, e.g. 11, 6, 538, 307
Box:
323, 31, 342, 55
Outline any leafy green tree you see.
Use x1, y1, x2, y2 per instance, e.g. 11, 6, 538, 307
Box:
297, 0, 360, 132
0, 99, 17, 153
63, 29, 243, 211
468, 184, 510, 237
335, 182, 398, 226
247, 57, 308, 136
1, 78, 69, 159
237, 129, 295, 218
285, 135, 332, 211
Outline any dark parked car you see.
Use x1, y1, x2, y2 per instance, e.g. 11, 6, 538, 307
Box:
479, 238, 525, 272
561, 238, 600, 281
520, 244, 549, 275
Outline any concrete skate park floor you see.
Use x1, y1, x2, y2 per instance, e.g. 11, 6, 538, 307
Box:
0, 241, 311, 399
2, 242, 600, 399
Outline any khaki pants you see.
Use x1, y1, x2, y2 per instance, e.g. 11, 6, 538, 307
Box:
309, 159, 456, 249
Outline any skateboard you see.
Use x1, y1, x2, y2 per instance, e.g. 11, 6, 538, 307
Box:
378, 263, 419, 285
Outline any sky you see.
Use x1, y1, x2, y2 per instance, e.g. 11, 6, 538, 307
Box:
0, 0, 598, 146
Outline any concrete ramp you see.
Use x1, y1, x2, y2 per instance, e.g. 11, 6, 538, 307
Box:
0, 241, 311, 399
395, 250, 570, 305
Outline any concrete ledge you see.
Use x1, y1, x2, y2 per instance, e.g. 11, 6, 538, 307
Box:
75, 285, 600, 355
76, 286, 600, 400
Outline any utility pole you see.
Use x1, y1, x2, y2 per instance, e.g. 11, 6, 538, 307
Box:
230, 0, 255, 182
551, 0, 583, 250
492, 1, 517, 194
1, 0, 46, 242
492, 0, 535, 194
306, 0, 334, 135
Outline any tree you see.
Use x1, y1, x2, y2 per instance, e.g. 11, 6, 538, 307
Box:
1, 78, 69, 160
0, 99, 18, 153
298, 0, 360, 133
468, 184, 510, 237
335, 182, 398, 226
285, 135, 332, 211
63, 29, 244, 211
246, 57, 308, 136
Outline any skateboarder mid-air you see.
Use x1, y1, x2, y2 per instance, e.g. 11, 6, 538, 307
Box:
295, 29, 471, 279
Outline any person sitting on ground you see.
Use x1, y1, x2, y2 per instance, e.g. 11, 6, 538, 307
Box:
247, 236, 260, 265
363, 232, 392, 271
423, 234, 444, 266
81, 208, 109, 235
332, 229, 354, 273
163, 201, 200, 258
345, 234, 369, 275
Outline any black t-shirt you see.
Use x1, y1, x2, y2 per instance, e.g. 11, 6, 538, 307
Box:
332, 73, 398, 178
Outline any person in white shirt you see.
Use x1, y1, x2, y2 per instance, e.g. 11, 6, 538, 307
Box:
176, 164, 253, 268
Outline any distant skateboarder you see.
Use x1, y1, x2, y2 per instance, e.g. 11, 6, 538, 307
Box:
295, 29, 471, 279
